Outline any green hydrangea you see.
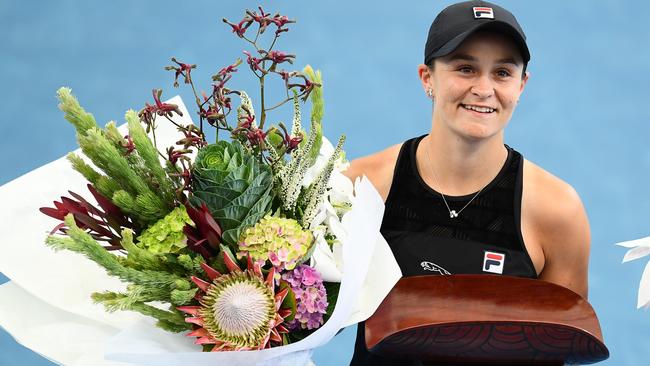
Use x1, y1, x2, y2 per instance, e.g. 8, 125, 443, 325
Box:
238, 215, 313, 271
137, 206, 193, 254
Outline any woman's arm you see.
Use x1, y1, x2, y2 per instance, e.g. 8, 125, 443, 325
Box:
524, 161, 591, 299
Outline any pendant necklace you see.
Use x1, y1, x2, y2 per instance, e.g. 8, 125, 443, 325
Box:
422, 136, 486, 219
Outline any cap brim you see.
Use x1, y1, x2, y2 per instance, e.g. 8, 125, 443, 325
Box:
426, 21, 530, 65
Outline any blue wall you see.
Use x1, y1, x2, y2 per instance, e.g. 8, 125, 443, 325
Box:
2, 1, 649, 364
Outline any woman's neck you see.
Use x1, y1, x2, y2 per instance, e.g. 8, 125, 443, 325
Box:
416, 126, 509, 196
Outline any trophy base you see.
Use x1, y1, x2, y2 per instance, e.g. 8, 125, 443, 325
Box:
365, 275, 609, 365
370, 321, 605, 365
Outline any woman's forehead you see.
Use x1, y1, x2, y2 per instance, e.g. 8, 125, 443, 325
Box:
441, 31, 524, 65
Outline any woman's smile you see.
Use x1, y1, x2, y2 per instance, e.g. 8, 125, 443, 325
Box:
460, 103, 497, 117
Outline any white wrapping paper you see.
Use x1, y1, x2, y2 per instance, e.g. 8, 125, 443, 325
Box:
617, 236, 650, 309
0, 96, 402, 365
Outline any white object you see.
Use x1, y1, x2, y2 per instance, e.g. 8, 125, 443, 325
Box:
616, 236, 650, 309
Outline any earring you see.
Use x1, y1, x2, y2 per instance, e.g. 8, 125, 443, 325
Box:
427, 88, 433, 98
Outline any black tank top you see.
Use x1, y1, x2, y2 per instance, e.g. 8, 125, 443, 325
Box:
350, 135, 538, 366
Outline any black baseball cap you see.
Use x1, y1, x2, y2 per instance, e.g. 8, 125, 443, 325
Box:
424, 1, 530, 66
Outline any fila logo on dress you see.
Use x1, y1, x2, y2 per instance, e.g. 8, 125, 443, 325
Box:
473, 7, 494, 19
483, 251, 505, 274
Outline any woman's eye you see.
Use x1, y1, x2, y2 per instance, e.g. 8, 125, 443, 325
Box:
496, 69, 512, 77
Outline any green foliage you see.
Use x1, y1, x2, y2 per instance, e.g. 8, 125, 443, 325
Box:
126, 110, 176, 204
190, 140, 274, 247
302, 65, 324, 165
137, 206, 193, 254
67, 153, 101, 184
279, 281, 297, 322
275, 119, 319, 214
57, 87, 98, 134
56, 87, 178, 228
323, 281, 340, 323
177, 253, 205, 274
300, 135, 346, 228
91, 292, 190, 332
45, 215, 200, 332
266, 128, 285, 162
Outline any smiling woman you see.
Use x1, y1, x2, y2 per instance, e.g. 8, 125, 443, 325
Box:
343, 1, 591, 365
423, 31, 528, 142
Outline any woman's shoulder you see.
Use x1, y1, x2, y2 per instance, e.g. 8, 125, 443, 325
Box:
522, 158, 583, 215
521, 157, 590, 298
342, 142, 404, 201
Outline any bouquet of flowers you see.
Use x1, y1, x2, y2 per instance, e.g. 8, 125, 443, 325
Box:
0, 7, 401, 366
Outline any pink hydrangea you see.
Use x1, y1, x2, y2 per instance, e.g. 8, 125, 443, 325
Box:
281, 264, 328, 330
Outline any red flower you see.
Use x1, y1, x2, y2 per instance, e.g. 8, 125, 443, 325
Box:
242, 51, 264, 73
183, 202, 223, 260
277, 123, 303, 153
139, 89, 183, 126
264, 50, 295, 65
271, 14, 293, 28
217, 61, 240, 78
167, 147, 188, 165
40, 184, 132, 250
166, 58, 197, 87
246, 129, 267, 146
222, 18, 253, 38
122, 134, 135, 155
246, 7, 272, 33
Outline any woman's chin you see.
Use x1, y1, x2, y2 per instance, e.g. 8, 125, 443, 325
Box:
455, 123, 502, 141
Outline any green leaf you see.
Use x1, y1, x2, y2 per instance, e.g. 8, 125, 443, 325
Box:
268, 130, 284, 149
286, 328, 314, 343
279, 280, 297, 322
191, 141, 274, 247
323, 281, 340, 322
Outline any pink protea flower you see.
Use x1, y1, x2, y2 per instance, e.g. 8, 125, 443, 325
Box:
177, 250, 291, 351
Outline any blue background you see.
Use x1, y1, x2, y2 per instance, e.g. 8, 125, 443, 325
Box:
2, 0, 650, 365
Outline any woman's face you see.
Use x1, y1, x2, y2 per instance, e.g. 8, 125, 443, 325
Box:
425, 31, 529, 141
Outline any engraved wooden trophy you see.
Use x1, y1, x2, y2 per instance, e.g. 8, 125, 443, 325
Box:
365, 275, 609, 365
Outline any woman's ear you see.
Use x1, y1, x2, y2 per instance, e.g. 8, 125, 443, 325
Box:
519, 71, 530, 93
417, 64, 435, 98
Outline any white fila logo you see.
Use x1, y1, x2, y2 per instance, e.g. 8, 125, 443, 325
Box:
483, 251, 505, 274
473, 7, 494, 19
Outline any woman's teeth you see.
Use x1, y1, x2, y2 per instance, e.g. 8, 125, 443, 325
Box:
462, 104, 495, 113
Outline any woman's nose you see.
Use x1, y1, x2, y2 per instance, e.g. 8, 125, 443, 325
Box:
470, 75, 494, 98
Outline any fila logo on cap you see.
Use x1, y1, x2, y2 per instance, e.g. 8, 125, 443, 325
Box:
483, 251, 505, 274
473, 7, 494, 19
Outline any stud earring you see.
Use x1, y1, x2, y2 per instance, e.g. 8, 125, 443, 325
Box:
427, 88, 433, 98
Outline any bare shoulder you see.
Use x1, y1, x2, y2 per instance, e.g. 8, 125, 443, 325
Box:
523, 159, 586, 227
522, 158, 591, 298
342, 143, 403, 201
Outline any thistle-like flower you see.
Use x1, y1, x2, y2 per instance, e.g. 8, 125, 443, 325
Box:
177, 250, 291, 351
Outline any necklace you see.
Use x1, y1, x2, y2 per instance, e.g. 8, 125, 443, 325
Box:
422, 136, 486, 219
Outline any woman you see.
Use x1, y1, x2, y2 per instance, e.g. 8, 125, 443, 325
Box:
345, 1, 590, 365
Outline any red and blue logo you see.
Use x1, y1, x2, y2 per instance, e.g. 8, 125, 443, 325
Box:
473, 7, 494, 19
483, 251, 505, 274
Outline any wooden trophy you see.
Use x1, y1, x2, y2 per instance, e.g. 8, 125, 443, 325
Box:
365, 275, 609, 365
